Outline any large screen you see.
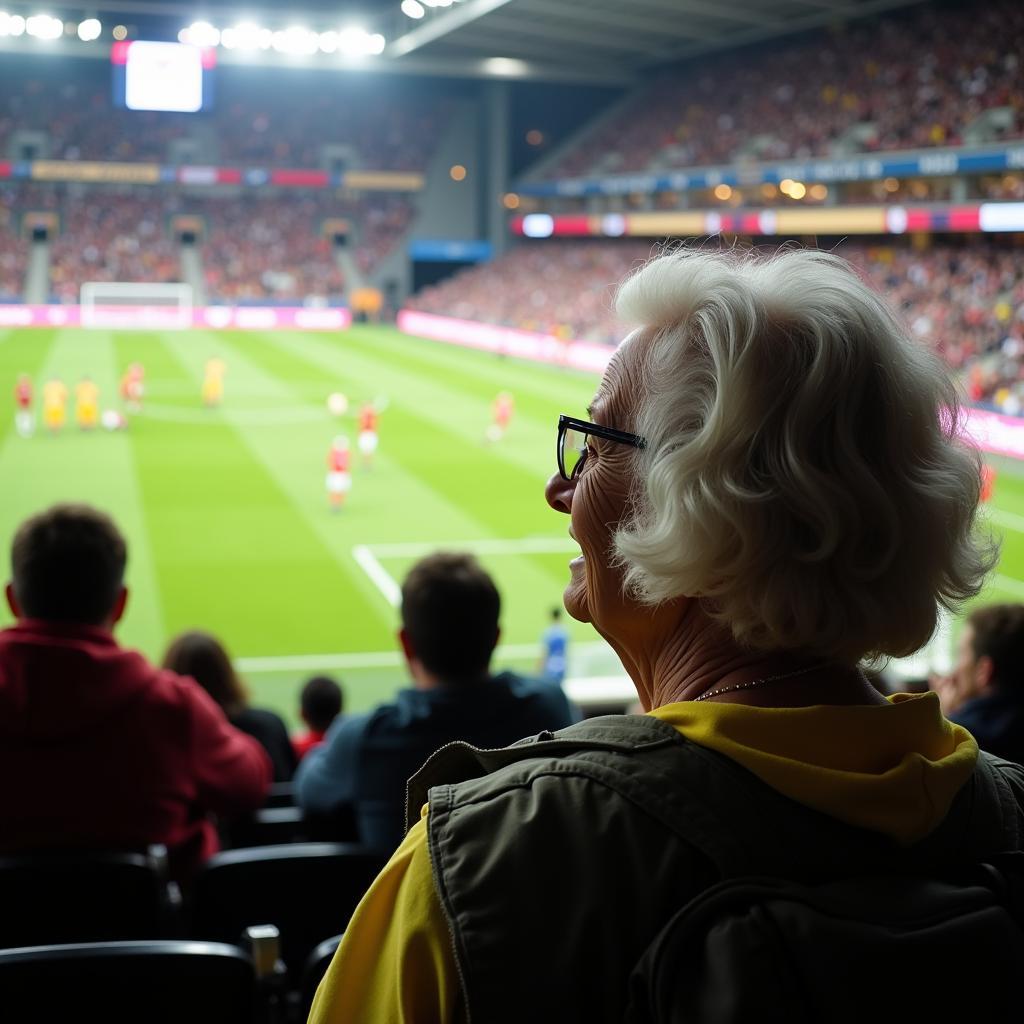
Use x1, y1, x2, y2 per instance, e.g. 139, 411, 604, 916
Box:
111, 41, 215, 113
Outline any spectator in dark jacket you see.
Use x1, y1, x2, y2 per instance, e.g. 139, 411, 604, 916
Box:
296, 552, 577, 850
933, 603, 1024, 764
0, 504, 270, 879
163, 630, 297, 783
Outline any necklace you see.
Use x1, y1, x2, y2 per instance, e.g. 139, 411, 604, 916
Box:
695, 663, 824, 702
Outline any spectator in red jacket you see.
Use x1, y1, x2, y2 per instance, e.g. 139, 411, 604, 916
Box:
0, 504, 271, 879
293, 674, 345, 762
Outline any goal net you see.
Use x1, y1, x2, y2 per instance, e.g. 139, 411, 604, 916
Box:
80, 282, 193, 330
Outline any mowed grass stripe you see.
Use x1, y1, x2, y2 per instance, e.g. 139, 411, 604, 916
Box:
153, 328, 397, 651
230, 329, 593, 646
223, 329, 581, 614
0, 329, 167, 654
252, 327, 593, 484
240, 329, 587, 537
347, 324, 601, 421
172, 329, 583, 649
110, 331, 386, 659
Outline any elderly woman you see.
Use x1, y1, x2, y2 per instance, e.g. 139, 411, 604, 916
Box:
308, 249, 1024, 1023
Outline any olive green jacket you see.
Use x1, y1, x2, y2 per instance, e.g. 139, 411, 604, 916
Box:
408, 714, 1024, 1024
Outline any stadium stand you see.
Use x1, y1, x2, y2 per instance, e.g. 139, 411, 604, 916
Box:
0, 58, 449, 170
0, 184, 413, 303
542, 0, 1024, 178
408, 240, 654, 344
0, 188, 29, 300
199, 196, 346, 305
49, 192, 181, 301
407, 239, 1024, 409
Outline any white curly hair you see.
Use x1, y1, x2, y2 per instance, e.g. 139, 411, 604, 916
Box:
613, 247, 996, 664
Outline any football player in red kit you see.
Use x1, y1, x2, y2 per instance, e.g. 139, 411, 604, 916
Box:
121, 363, 144, 414
326, 436, 352, 512
14, 374, 33, 438
487, 391, 515, 443
357, 403, 380, 469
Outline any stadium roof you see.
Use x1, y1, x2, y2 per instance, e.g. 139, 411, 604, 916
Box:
388, 0, 930, 82
1, 0, 931, 84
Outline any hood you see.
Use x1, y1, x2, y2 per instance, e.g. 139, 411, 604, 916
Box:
0, 620, 163, 741
649, 691, 978, 845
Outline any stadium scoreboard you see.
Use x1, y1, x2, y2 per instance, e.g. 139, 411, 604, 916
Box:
111, 41, 215, 113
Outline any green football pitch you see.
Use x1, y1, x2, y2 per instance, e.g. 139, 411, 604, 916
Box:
3, 322, 1024, 727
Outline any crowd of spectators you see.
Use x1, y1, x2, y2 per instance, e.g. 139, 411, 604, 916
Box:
49, 193, 181, 303
407, 239, 1024, 409
408, 240, 656, 344
0, 60, 448, 171
198, 196, 346, 304
547, 0, 1024, 178
0, 504, 570, 873
0, 185, 413, 303
0, 198, 27, 300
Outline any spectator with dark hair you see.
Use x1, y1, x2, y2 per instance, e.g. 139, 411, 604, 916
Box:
163, 629, 297, 783
0, 504, 270, 879
295, 552, 577, 850
293, 675, 344, 761
932, 603, 1024, 764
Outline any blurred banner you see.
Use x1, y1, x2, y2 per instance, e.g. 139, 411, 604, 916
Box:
0, 304, 352, 331
511, 203, 1024, 238
31, 160, 161, 184
0, 160, 422, 192
518, 142, 1024, 198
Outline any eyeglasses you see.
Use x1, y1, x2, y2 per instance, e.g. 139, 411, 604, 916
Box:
557, 414, 646, 482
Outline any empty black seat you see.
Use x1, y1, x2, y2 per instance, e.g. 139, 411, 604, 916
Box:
0, 940, 256, 1023
192, 843, 386, 981
300, 933, 343, 1018
225, 807, 309, 848
265, 782, 295, 808
0, 848, 174, 948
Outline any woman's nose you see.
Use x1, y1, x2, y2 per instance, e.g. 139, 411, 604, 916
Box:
545, 471, 574, 514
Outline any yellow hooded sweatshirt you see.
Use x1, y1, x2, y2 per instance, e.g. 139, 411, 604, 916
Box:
309, 692, 978, 1024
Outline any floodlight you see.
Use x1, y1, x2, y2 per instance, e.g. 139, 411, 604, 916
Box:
337, 26, 377, 56
77, 17, 100, 41
183, 20, 220, 46
483, 57, 528, 76
272, 26, 317, 54
26, 13, 63, 39
225, 22, 263, 50
0, 12, 27, 36
401, 0, 425, 17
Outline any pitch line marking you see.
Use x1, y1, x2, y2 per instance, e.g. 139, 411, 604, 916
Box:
235, 640, 612, 673
364, 536, 580, 558
352, 545, 403, 607
351, 536, 580, 608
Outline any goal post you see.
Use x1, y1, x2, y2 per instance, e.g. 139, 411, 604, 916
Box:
80, 282, 193, 330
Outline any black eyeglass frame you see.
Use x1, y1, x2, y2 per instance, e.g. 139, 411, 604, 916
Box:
557, 414, 647, 482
